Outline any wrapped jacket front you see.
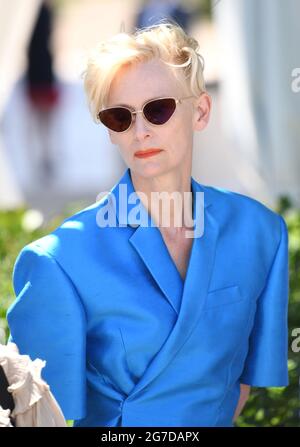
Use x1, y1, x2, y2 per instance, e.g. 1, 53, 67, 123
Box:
6, 168, 289, 426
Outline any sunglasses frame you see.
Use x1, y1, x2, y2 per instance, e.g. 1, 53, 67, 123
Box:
97, 95, 195, 133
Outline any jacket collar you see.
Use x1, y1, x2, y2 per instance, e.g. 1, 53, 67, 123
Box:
109, 168, 212, 229
103, 168, 216, 314
104, 169, 219, 398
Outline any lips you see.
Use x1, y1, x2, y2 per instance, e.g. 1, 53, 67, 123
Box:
134, 148, 163, 158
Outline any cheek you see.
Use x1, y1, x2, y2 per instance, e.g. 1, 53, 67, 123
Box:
109, 129, 128, 146
116, 142, 133, 163
109, 131, 118, 146
172, 107, 193, 133
168, 116, 193, 147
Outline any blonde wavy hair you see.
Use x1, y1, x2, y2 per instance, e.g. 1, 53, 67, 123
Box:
82, 20, 206, 123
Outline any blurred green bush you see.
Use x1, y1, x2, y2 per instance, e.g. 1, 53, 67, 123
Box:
0, 205, 81, 343
0, 197, 299, 427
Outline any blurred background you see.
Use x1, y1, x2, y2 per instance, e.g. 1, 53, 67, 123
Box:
0, 0, 299, 427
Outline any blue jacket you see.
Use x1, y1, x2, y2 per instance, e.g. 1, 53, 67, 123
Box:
6, 168, 289, 427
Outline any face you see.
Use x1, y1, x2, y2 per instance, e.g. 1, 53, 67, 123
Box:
106, 58, 211, 180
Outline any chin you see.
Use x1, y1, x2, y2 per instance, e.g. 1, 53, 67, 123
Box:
132, 162, 168, 179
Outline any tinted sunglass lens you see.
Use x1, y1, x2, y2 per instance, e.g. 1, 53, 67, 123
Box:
144, 98, 176, 125
98, 108, 131, 132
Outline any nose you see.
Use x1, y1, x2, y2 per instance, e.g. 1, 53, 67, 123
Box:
131, 111, 151, 139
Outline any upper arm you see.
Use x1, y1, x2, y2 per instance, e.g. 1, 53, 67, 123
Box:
239, 215, 289, 387
6, 243, 87, 421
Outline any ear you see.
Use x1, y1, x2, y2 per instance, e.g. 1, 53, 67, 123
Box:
193, 92, 212, 132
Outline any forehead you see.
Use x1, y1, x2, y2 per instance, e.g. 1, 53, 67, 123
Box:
108, 59, 185, 107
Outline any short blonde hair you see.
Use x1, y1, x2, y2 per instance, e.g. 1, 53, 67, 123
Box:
82, 20, 206, 122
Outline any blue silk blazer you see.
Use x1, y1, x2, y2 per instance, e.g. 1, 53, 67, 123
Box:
6, 168, 289, 427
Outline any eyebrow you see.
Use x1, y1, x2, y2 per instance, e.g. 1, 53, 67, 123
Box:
112, 96, 170, 109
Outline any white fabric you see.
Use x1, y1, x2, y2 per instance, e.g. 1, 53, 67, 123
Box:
0, 406, 13, 427
0, 342, 67, 427
213, 0, 300, 207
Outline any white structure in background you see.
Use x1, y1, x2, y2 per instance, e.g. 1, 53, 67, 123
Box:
0, 0, 41, 209
213, 0, 300, 208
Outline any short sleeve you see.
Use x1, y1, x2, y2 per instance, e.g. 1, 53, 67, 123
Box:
239, 215, 289, 387
6, 243, 87, 420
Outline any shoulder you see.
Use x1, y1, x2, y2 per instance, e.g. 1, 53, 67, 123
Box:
198, 182, 287, 250
14, 197, 110, 270
202, 182, 283, 223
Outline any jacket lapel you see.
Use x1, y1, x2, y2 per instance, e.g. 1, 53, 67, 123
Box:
111, 168, 184, 314
129, 225, 184, 314
109, 169, 219, 398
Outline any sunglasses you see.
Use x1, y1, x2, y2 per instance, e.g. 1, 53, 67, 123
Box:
97, 96, 195, 132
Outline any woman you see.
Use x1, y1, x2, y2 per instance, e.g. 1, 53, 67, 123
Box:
25, 0, 60, 182
6, 22, 289, 427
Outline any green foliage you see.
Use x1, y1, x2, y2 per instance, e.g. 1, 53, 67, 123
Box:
0, 207, 79, 344
0, 195, 299, 426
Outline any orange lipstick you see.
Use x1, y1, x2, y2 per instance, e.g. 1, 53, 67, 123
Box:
134, 148, 163, 158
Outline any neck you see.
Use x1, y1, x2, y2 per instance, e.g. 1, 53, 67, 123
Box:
129, 169, 194, 231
